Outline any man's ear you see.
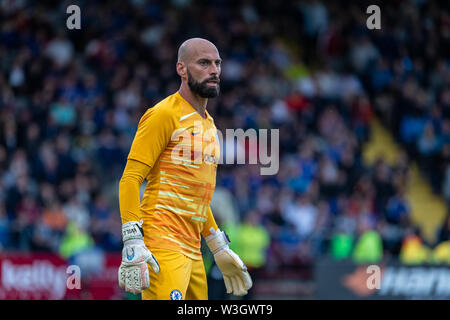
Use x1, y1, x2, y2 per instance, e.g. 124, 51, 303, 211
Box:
176, 61, 186, 78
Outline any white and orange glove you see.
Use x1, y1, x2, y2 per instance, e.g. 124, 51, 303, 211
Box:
205, 228, 253, 296
118, 221, 160, 294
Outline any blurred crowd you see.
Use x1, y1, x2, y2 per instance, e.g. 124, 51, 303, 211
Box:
0, 0, 449, 285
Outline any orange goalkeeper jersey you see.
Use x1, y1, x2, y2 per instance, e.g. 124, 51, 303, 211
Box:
126, 91, 220, 260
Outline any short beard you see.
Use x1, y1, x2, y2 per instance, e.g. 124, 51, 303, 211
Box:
187, 69, 220, 98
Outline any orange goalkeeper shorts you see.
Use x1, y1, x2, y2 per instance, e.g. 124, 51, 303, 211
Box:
141, 248, 208, 300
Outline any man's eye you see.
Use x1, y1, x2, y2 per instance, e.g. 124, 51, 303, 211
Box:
200, 61, 208, 66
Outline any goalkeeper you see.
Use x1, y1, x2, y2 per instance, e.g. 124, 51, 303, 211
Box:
118, 38, 252, 300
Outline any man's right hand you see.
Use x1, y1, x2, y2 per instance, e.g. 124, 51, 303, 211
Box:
118, 221, 160, 294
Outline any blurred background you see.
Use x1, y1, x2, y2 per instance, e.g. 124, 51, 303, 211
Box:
0, 0, 449, 300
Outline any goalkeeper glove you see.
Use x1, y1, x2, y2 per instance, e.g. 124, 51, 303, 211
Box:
205, 228, 253, 296
118, 221, 160, 294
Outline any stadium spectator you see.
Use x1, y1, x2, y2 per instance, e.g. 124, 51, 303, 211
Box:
436, 213, 450, 245
59, 221, 94, 260
0, 201, 9, 249
352, 215, 383, 264
329, 232, 354, 260
225, 209, 270, 299
227, 209, 270, 270
399, 227, 431, 265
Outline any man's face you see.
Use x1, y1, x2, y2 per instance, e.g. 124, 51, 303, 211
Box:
185, 47, 222, 98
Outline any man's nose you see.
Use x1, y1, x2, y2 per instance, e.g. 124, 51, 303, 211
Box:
209, 63, 219, 76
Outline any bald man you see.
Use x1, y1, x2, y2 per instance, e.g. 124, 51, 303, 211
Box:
117, 38, 252, 300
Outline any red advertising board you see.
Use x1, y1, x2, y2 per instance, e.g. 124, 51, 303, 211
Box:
0, 252, 123, 300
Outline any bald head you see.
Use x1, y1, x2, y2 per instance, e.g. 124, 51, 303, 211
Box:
177, 38, 219, 63
176, 38, 222, 99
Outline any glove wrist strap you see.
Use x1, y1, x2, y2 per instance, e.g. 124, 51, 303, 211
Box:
123, 239, 145, 246
122, 220, 144, 242
205, 228, 230, 255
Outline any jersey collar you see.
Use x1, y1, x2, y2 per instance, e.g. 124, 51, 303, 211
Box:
176, 91, 213, 122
